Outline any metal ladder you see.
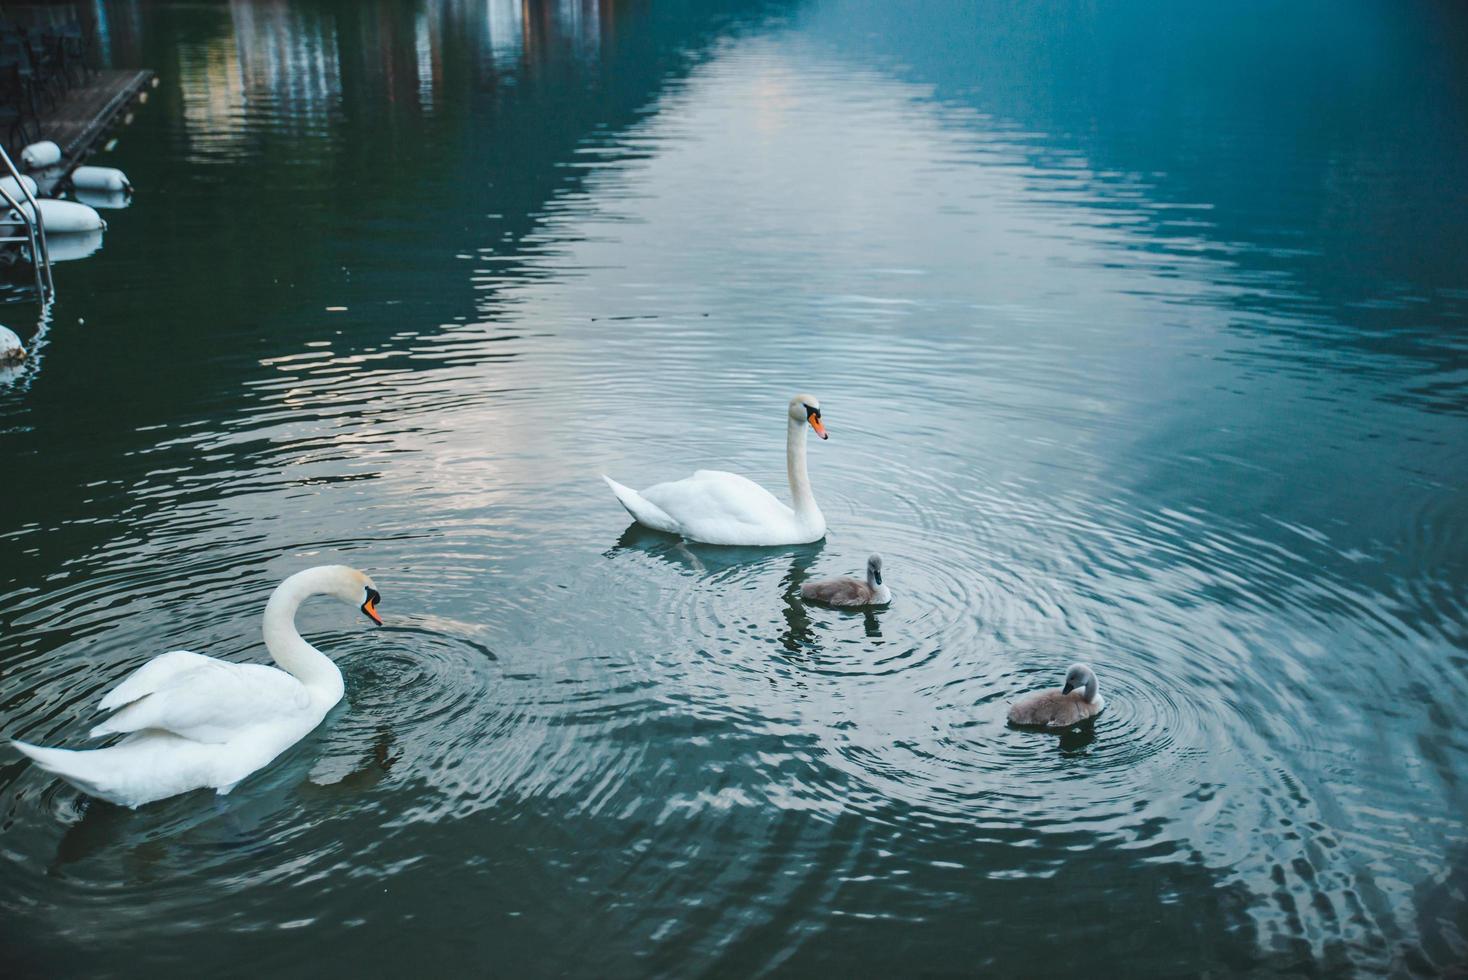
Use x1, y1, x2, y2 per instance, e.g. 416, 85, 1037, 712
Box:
0, 142, 55, 302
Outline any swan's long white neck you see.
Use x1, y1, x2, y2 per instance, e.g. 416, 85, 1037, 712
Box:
786, 417, 822, 523
262, 567, 347, 701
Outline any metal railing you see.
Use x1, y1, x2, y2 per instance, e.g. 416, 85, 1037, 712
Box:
0, 142, 54, 301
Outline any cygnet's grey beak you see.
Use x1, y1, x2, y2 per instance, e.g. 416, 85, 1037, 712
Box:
1062, 680, 1076, 695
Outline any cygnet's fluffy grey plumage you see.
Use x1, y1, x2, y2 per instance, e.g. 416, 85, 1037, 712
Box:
801, 554, 891, 607
1007, 663, 1105, 727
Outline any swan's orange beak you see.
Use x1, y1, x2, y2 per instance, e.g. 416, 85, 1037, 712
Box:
808, 415, 828, 440
361, 588, 383, 625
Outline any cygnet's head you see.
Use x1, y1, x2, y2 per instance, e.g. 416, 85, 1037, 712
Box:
866, 553, 883, 586
1061, 662, 1097, 700
322, 565, 382, 625
788, 393, 827, 440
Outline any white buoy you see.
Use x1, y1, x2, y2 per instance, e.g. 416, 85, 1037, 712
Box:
71, 166, 131, 193
0, 175, 38, 202
7, 199, 107, 233
0, 325, 26, 366
20, 140, 62, 170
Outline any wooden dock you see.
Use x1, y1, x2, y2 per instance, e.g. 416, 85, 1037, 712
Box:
0, 67, 153, 289
5, 69, 154, 185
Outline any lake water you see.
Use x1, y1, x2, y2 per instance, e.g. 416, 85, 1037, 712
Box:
2, 1, 1466, 975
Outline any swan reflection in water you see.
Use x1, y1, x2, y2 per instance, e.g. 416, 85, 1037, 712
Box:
605, 523, 826, 577
1055, 725, 1098, 752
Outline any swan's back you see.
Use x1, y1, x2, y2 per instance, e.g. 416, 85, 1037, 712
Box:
1007, 690, 1102, 727
645, 470, 792, 521
641, 470, 807, 545
802, 576, 876, 607
90, 659, 313, 743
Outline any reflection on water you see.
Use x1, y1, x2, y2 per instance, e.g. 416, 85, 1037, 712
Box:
71, 189, 132, 210
168, 0, 615, 148
1, 0, 1466, 975
231, 2, 341, 121
45, 231, 106, 263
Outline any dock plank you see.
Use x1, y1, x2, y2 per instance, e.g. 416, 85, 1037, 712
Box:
5, 69, 154, 164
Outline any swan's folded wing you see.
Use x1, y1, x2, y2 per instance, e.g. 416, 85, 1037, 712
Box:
645, 470, 794, 528
802, 577, 868, 605
97, 650, 216, 713
90, 660, 311, 744
1008, 690, 1066, 726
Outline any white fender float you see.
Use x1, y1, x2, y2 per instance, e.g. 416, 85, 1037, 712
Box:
0, 325, 25, 366
20, 140, 62, 170
7, 198, 107, 233
0, 174, 38, 202
70, 166, 131, 193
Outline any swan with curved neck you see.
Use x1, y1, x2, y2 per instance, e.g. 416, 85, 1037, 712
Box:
11, 565, 381, 808
603, 393, 829, 546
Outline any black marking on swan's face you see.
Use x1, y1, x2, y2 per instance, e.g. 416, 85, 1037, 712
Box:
867, 554, 883, 585
802, 402, 828, 439
361, 586, 383, 625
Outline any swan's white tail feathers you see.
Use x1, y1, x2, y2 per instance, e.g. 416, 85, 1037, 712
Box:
89, 718, 125, 739
11, 740, 117, 802
12, 739, 57, 767
602, 475, 680, 534
96, 688, 133, 713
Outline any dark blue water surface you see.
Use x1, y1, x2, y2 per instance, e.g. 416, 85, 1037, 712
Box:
2, 1, 1466, 975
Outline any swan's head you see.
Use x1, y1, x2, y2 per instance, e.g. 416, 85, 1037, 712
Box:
866, 553, 883, 586
322, 565, 383, 626
1061, 663, 1098, 700
788, 393, 826, 440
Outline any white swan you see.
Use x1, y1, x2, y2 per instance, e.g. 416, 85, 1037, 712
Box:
11, 565, 382, 808
603, 393, 829, 546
